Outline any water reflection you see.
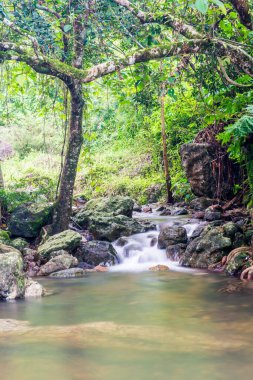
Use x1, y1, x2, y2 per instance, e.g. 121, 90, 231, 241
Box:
0, 272, 253, 380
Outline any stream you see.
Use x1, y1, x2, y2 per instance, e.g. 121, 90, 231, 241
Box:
0, 214, 253, 380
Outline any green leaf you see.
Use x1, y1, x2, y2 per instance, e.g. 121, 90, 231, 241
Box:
211, 0, 226, 14
195, 0, 209, 14
63, 24, 72, 33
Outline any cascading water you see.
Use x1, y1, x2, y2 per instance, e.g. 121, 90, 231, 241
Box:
111, 214, 201, 272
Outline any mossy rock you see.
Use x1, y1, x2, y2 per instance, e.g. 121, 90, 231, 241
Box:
76, 196, 134, 222
0, 230, 11, 245
8, 202, 53, 238
10, 238, 29, 253
181, 226, 232, 269
87, 214, 145, 242
0, 251, 25, 300
38, 230, 82, 260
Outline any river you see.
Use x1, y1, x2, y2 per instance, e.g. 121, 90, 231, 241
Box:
0, 214, 253, 379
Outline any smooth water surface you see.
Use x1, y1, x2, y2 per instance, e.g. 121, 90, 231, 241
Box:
0, 272, 253, 380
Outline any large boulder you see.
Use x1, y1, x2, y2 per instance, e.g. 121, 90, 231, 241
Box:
180, 225, 232, 269
180, 143, 217, 198
37, 253, 78, 276
0, 250, 25, 300
158, 226, 188, 249
87, 214, 145, 241
76, 241, 119, 266
225, 247, 253, 276
78, 196, 134, 218
8, 203, 53, 238
38, 230, 82, 261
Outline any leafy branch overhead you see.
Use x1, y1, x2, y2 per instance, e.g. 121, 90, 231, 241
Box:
0, 0, 252, 86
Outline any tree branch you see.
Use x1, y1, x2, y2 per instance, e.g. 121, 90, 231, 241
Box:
112, 0, 202, 39
217, 57, 253, 87
228, 0, 252, 30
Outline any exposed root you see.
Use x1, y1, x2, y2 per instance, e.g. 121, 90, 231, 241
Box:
240, 265, 253, 281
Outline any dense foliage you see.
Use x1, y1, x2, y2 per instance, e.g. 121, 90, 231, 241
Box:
0, 0, 252, 214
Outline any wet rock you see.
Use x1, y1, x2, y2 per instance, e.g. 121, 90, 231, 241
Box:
76, 240, 119, 266
49, 249, 70, 259
193, 211, 205, 219
115, 237, 129, 247
158, 226, 188, 249
142, 206, 152, 213
133, 202, 142, 212
190, 224, 206, 239
204, 208, 222, 222
0, 243, 20, 255
94, 265, 108, 272
83, 214, 145, 242
149, 265, 170, 271
8, 203, 53, 238
181, 225, 232, 269
225, 247, 253, 276
171, 208, 188, 216
166, 244, 187, 261
37, 253, 78, 276
190, 197, 214, 211
49, 268, 86, 278
38, 230, 82, 261
160, 208, 171, 216
78, 262, 95, 270
150, 237, 157, 247
24, 279, 44, 298
123, 242, 142, 258
0, 250, 25, 300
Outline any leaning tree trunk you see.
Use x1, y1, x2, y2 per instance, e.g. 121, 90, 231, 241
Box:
52, 80, 84, 233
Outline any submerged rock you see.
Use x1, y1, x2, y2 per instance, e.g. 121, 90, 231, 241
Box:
49, 267, 86, 278
149, 265, 170, 271
76, 241, 119, 266
8, 202, 53, 238
38, 230, 82, 260
158, 226, 188, 249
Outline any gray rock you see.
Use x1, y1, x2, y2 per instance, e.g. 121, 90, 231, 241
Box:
38, 230, 82, 260
171, 208, 188, 216
158, 226, 188, 249
166, 244, 187, 261
24, 278, 44, 297
180, 144, 217, 198
76, 241, 119, 266
181, 225, 232, 268
190, 197, 214, 211
8, 203, 53, 238
204, 209, 222, 221
37, 253, 78, 276
0, 250, 25, 300
77, 196, 134, 218
49, 268, 86, 278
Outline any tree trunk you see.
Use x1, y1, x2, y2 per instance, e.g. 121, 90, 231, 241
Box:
161, 86, 174, 204
52, 80, 84, 233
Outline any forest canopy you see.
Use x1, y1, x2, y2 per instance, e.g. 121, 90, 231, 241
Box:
0, 0, 252, 231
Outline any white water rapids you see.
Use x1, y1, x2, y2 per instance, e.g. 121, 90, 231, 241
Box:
111, 215, 201, 272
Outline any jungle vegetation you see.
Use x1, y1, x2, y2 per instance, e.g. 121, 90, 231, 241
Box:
0, 0, 252, 231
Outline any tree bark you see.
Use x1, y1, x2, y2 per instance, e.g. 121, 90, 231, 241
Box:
52, 80, 84, 233
161, 84, 174, 204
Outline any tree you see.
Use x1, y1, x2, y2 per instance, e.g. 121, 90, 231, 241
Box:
0, 0, 252, 232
